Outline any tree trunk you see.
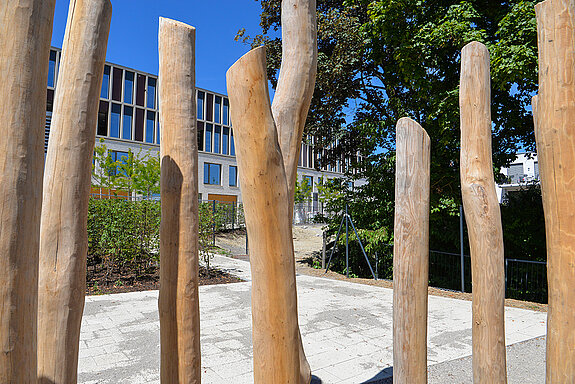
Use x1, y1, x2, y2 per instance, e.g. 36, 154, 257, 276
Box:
158, 17, 201, 384
227, 46, 301, 384
37, 2, 111, 382
534, 1, 575, 380
0, 1, 56, 382
393, 117, 430, 384
459, 41, 507, 384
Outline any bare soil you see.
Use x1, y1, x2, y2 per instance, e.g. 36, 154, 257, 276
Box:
217, 225, 548, 313
85, 265, 243, 296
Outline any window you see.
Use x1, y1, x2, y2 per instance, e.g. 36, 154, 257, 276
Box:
110, 150, 129, 176
46, 89, 54, 112
197, 91, 204, 120
229, 165, 237, 187
147, 78, 156, 109
304, 175, 313, 189
124, 71, 134, 104
146, 111, 155, 143
214, 126, 221, 154
97, 101, 108, 136
110, 103, 121, 138
222, 127, 229, 155
197, 121, 204, 151
101, 65, 110, 98
48, 50, 56, 87
122, 106, 133, 140
135, 108, 145, 142
230, 129, 235, 156
205, 124, 212, 152
156, 120, 161, 144
204, 163, 221, 185
206, 93, 213, 121
215, 96, 222, 123
223, 99, 229, 125
136, 74, 146, 106
112, 67, 123, 101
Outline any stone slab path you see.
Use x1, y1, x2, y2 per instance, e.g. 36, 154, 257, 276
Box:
78, 255, 547, 384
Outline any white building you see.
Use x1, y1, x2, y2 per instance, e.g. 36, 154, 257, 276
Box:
45, 47, 352, 211
496, 152, 539, 202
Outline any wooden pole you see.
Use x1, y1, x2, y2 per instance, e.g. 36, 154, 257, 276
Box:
393, 117, 430, 384
0, 1, 56, 382
158, 18, 201, 384
37, 1, 111, 382
534, 1, 575, 380
227, 46, 301, 384
459, 41, 507, 384
269, 1, 318, 380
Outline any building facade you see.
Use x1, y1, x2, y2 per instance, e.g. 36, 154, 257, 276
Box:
46, 47, 351, 211
496, 152, 539, 202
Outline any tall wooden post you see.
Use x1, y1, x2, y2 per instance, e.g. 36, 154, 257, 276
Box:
158, 18, 201, 384
267, 0, 318, 381
227, 46, 301, 384
393, 117, 430, 384
534, 1, 575, 380
37, 1, 111, 383
0, 1, 56, 382
459, 41, 507, 384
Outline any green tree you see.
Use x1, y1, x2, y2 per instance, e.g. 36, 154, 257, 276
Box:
244, 0, 539, 254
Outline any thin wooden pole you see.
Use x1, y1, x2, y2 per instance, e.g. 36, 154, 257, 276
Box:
393, 117, 430, 384
37, 1, 111, 382
158, 18, 201, 384
534, 1, 575, 380
0, 1, 56, 382
227, 46, 301, 384
268, 1, 318, 380
459, 41, 507, 384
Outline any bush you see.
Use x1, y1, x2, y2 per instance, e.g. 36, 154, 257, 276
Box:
87, 198, 160, 283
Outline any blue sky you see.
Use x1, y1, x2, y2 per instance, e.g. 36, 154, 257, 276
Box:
51, 0, 266, 95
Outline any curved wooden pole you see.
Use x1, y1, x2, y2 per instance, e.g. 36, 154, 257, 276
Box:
459, 41, 507, 384
37, 1, 111, 382
158, 18, 201, 384
272, 0, 318, 206
0, 1, 56, 382
534, 1, 575, 380
393, 117, 430, 384
270, 1, 317, 381
227, 46, 301, 384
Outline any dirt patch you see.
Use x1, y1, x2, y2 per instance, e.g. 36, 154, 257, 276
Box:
86, 265, 243, 296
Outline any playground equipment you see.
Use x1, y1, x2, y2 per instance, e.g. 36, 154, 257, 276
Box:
393, 117, 430, 384
534, 0, 575, 380
0, 1, 56, 382
226, 1, 317, 381
37, 1, 111, 383
158, 18, 201, 384
460, 41, 507, 383
1, 0, 575, 383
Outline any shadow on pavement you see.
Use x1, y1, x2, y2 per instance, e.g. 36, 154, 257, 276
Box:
361, 366, 393, 384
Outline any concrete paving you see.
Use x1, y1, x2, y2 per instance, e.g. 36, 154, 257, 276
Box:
78, 255, 547, 384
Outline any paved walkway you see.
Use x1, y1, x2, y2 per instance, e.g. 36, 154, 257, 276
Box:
78, 255, 547, 384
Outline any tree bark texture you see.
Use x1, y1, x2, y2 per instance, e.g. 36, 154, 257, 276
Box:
0, 1, 56, 382
534, 1, 575, 380
158, 17, 201, 384
37, 1, 111, 383
459, 41, 507, 384
393, 117, 430, 384
227, 46, 301, 384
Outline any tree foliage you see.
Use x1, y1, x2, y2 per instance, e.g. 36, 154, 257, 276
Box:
244, 0, 539, 254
